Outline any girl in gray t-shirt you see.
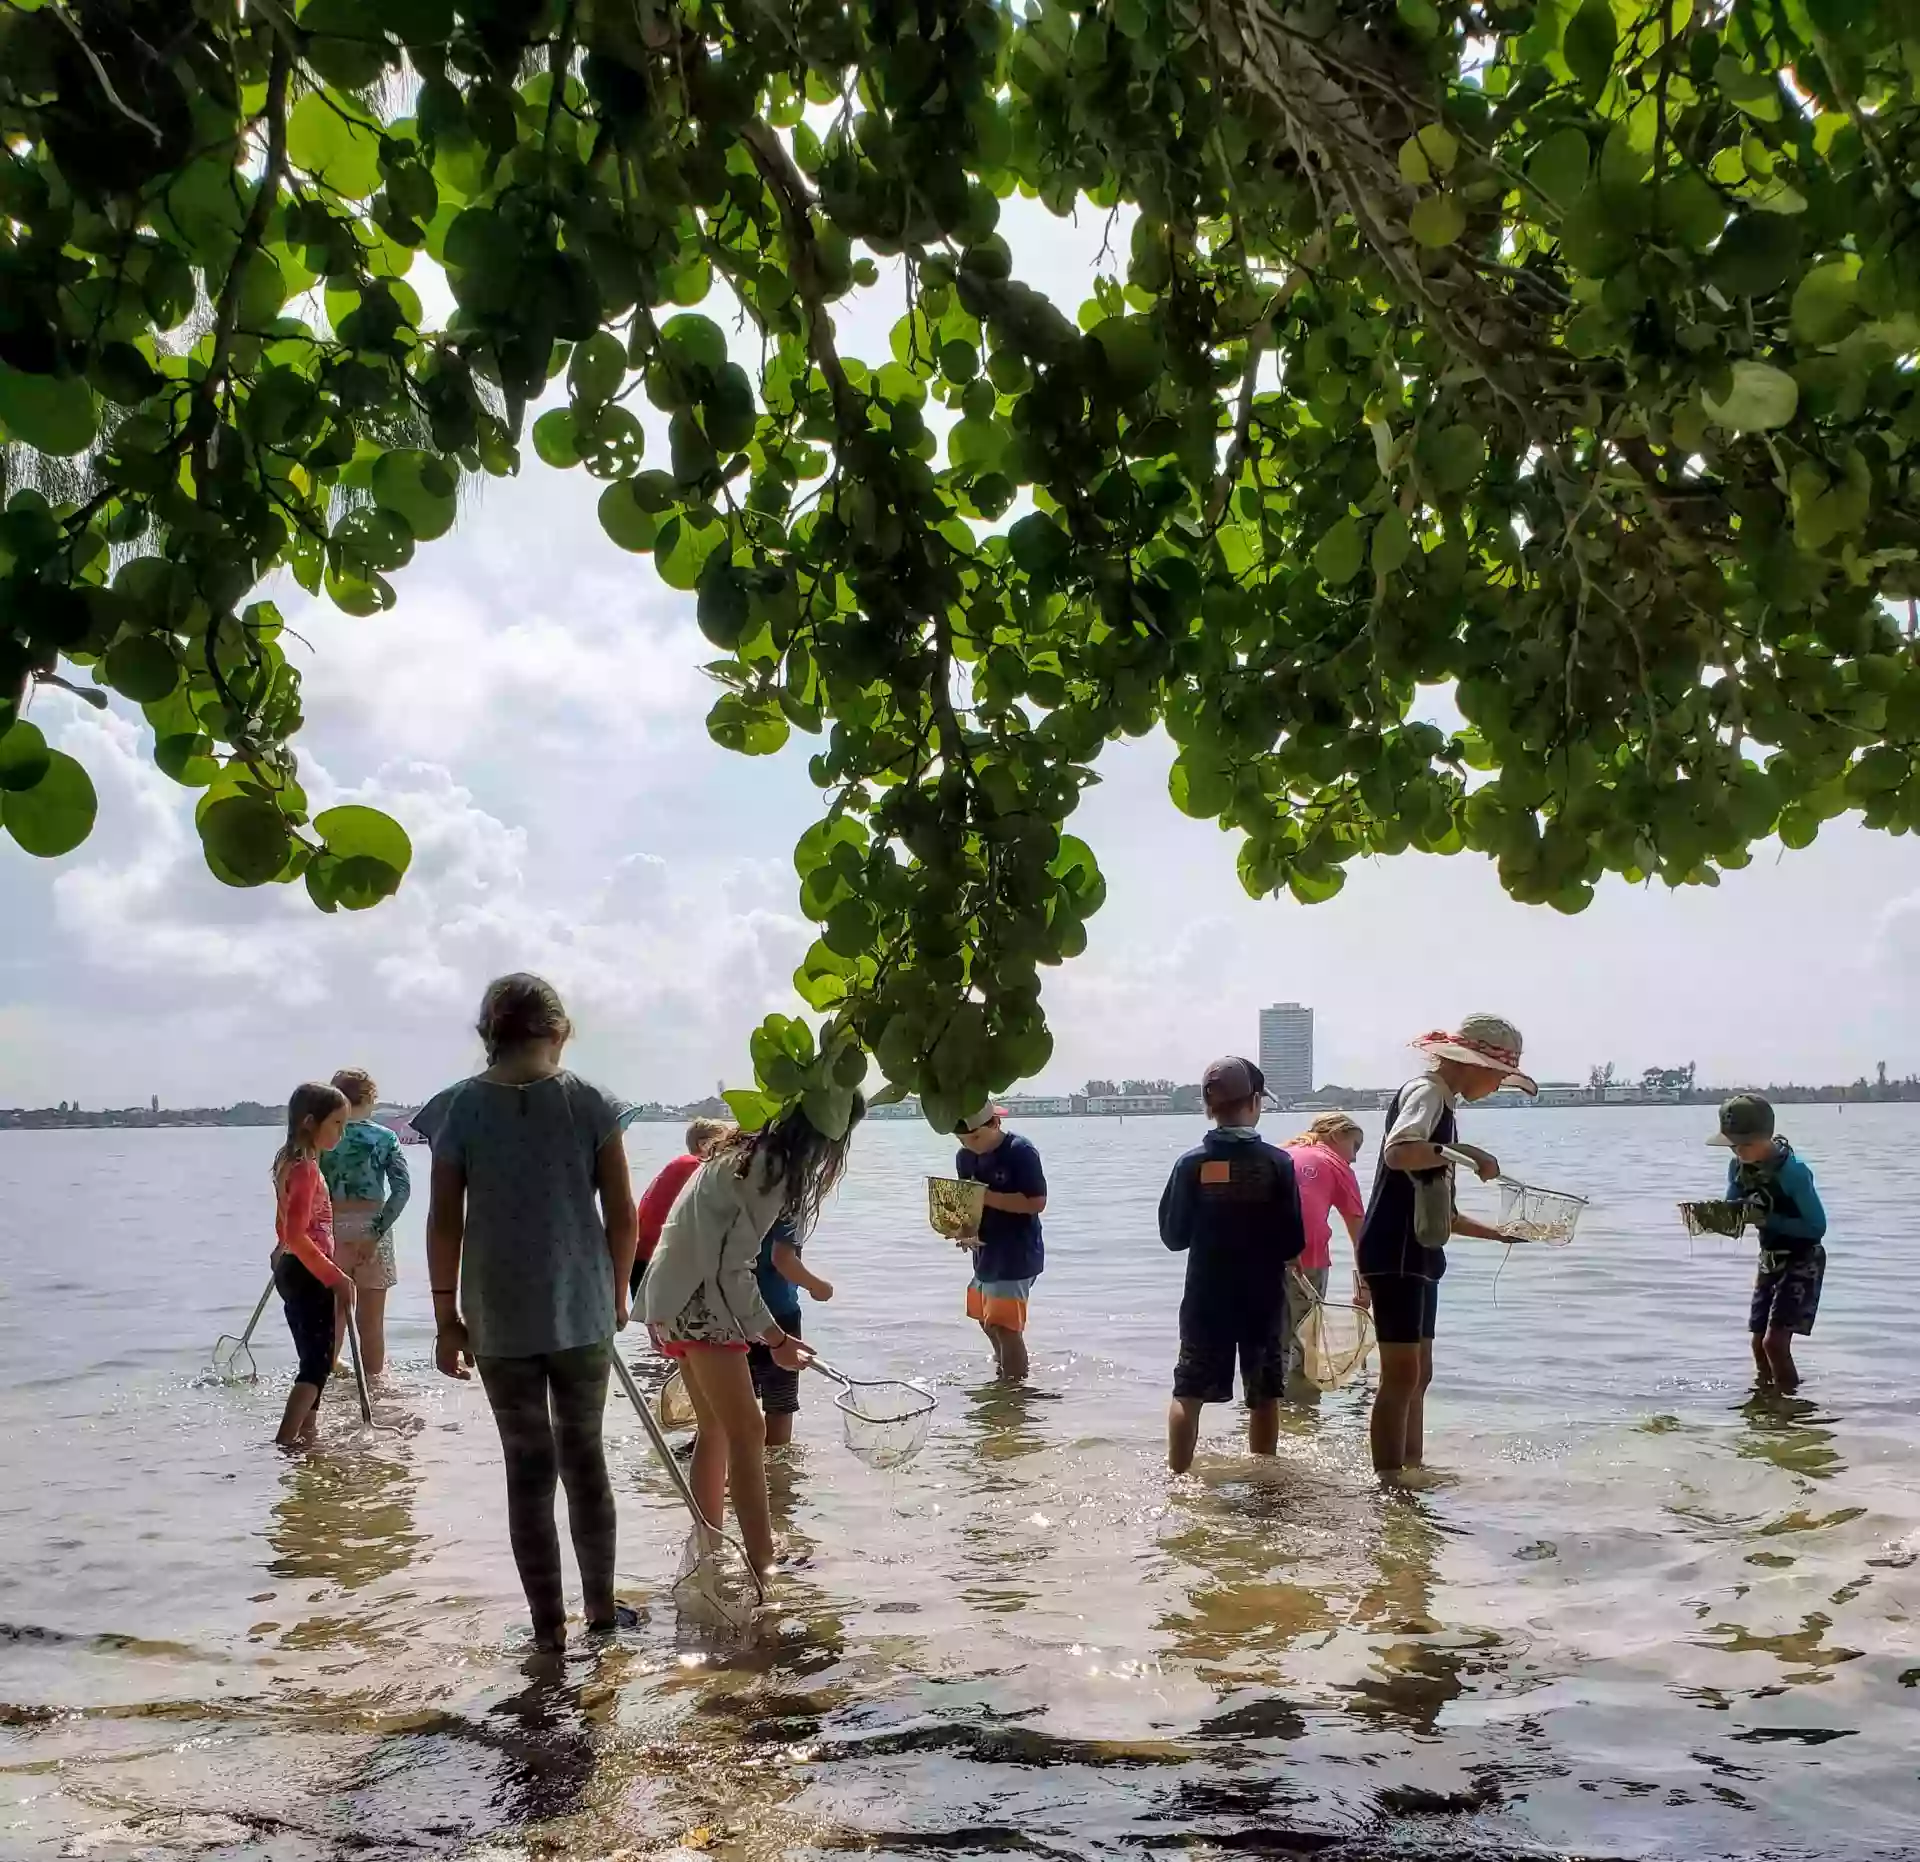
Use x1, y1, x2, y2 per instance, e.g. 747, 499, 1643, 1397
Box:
417, 973, 638, 1651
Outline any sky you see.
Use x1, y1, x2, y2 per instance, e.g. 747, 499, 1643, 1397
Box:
7, 203, 1920, 1108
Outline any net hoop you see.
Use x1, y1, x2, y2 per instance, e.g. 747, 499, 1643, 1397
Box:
1495, 1177, 1587, 1246
1289, 1271, 1376, 1391
210, 1335, 259, 1383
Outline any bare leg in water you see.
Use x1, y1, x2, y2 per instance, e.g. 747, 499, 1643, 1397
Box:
681, 1350, 776, 1574
1371, 1342, 1429, 1475
1167, 1396, 1204, 1474
980, 1320, 1029, 1383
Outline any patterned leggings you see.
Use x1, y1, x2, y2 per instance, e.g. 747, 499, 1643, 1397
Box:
476, 1344, 616, 1637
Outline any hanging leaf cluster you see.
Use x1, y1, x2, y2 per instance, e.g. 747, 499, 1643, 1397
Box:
6, 0, 1920, 1122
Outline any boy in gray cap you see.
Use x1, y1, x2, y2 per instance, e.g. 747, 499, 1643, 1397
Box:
1157, 1058, 1305, 1473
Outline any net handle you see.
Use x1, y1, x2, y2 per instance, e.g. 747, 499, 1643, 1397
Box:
1443, 1148, 1588, 1208
610, 1352, 767, 1606
213, 1275, 275, 1356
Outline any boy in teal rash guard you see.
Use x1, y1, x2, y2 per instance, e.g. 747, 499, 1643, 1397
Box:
1712, 1093, 1828, 1393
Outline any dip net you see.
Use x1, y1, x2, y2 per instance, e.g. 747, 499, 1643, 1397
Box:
210, 1277, 274, 1383
926, 1176, 986, 1239
1680, 1198, 1750, 1238
657, 1367, 699, 1430
1290, 1273, 1375, 1391
210, 1330, 259, 1383
814, 1361, 937, 1468
672, 1526, 760, 1632
1496, 1178, 1587, 1245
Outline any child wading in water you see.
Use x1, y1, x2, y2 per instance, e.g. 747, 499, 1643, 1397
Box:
417, 975, 638, 1652
750, 1213, 833, 1446
320, 1068, 410, 1378
630, 1117, 731, 1302
271, 1082, 353, 1452
1159, 1058, 1305, 1474
1711, 1093, 1828, 1392
953, 1107, 1048, 1383
643, 1102, 859, 1573
1358, 1015, 1533, 1480
1281, 1111, 1368, 1398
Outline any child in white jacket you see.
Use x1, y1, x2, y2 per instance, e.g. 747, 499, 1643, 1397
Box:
644, 1101, 860, 1571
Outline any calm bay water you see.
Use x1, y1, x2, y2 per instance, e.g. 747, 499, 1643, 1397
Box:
2, 1106, 1917, 1861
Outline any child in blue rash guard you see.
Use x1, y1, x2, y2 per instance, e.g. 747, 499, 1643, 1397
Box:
1158, 1057, 1305, 1474
1711, 1093, 1828, 1393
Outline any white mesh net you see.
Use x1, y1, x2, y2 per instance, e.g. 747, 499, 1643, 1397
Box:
1497, 1179, 1586, 1245
672, 1525, 761, 1631
657, 1368, 698, 1430
835, 1381, 935, 1468
1298, 1296, 1376, 1391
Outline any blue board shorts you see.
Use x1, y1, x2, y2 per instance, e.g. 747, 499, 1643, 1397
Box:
1751, 1246, 1825, 1337
967, 1276, 1036, 1333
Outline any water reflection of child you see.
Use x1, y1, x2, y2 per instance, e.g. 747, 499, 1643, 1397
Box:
1711, 1093, 1828, 1394
1357, 1015, 1535, 1479
271, 1082, 352, 1453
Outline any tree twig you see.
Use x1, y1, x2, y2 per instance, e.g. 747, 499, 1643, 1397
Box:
50, 2, 163, 145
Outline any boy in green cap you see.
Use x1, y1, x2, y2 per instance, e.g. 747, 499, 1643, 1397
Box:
1711, 1093, 1828, 1393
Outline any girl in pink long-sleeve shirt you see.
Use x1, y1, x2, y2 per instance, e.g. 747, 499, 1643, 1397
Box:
272, 1082, 351, 1451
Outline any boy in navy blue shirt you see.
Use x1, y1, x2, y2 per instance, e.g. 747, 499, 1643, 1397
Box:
1711, 1093, 1828, 1393
749, 1215, 834, 1444
954, 1107, 1047, 1382
1158, 1058, 1305, 1473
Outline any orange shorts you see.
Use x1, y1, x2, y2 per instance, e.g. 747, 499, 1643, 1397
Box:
966, 1276, 1035, 1334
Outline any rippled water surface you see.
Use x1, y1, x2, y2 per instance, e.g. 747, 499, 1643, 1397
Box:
3, 1107, 1918, 1861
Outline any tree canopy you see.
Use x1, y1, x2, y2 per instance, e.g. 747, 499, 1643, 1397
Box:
4, 0, 1920, 1130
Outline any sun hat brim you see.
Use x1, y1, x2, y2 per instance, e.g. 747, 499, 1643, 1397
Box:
1411, 1035, 1537, 1096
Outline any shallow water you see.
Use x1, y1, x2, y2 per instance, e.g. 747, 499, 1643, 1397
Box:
2, 1106, 1917, 1861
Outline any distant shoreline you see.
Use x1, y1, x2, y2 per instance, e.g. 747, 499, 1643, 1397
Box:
4, 1089, 1915, 1133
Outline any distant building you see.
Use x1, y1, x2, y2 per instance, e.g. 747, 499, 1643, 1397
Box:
1001, 1094, 1074, 1117
1086, 1093, 1174, 1115
1535, 1082, 1588, 1106
1258, 1002, 1314, 1101
151, 1094, 159, 1114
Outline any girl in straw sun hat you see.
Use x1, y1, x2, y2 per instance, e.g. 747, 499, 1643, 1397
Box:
1356, 1014, 1536, 1481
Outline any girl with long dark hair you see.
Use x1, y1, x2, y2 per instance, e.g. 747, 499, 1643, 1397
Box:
642, 1100, 861, 1573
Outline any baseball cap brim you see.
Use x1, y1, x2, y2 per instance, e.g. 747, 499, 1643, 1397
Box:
957, 1106, 1006, 1132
